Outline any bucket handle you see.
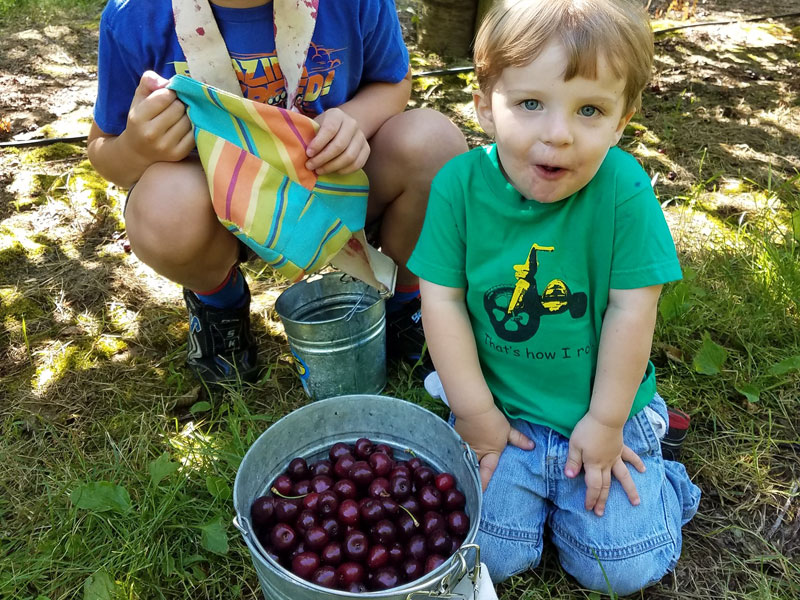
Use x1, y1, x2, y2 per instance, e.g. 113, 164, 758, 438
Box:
461, 443, 481, 492
232, 514, 250, 538
405, 544, 481, 599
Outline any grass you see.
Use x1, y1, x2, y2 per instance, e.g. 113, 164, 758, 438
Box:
0, 0, 104, 27
1, 3, 800, 600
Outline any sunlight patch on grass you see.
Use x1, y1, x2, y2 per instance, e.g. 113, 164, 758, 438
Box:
169, 421, 226, 473
32, 342, 92, 391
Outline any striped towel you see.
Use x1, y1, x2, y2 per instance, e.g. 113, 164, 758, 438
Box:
168, 74, 369, 282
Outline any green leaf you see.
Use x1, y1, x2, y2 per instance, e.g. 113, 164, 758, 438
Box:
693, 333, 727, 375
768, 355, 800, 376
190, 401, 212, 414
735, 382, 761, 403
200, 517, 229, 555
83, 570, 115, 600
659, 282, 692, 322
71, 482, 132, 514
206, 475, 232, 501
792, 210, 800, 243
149, 452, 179, 485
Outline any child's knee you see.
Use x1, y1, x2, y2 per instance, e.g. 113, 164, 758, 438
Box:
475, 526, 543, 584
382, 108, 466, 169
560, 539, 680, 596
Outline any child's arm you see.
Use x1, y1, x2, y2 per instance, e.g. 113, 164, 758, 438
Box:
305, 70, 412, 175
420, 278, 535, 491
87, 72, 195, 189
566, 285, 661, 517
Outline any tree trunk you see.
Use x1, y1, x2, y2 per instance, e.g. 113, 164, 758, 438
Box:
418, 0, 479, 59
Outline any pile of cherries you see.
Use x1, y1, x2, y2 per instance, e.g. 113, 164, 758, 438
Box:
250, 437, 471, 592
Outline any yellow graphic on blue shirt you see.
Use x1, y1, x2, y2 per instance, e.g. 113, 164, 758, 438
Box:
483, 243, 587, 342
173, 42, 341, 114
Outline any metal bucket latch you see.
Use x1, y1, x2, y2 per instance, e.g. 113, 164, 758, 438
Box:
405, 545, 481, 600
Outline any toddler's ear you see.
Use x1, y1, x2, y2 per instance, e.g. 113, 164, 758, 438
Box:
613, 108, 636, 145
473, 90, 496, 137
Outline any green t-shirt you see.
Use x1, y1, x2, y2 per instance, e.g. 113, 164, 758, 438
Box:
408, 145, 681, 437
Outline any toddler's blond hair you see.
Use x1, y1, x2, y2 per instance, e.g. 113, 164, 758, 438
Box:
474, 0, 654, 113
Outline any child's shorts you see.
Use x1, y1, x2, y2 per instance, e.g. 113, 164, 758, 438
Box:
468, 394, 701, 595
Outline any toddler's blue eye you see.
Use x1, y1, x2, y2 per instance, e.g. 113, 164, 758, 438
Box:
522, 99, 541, 111
579, 106, 598, 117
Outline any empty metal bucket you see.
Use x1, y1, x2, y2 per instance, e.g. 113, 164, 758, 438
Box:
275, 273, 386, 400
232, 395, 482, 600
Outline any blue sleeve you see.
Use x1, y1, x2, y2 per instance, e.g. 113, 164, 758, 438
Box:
93, 5, 144, 135
360, 0, 410, 84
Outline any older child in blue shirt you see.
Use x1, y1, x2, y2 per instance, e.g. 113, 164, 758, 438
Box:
87, 0, 467, 384
408, 0, 700, 593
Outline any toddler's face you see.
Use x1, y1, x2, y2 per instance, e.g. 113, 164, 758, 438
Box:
474, 39, 634, 204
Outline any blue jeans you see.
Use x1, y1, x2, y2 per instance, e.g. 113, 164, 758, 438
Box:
467, 394, 701, 596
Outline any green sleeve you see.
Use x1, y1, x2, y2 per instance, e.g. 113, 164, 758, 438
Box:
610, 158, 682, 289
407, 160, 468, 288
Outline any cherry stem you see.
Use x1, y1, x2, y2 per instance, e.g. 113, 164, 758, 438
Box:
270, 486, 308, 499
398, 504, 420, 527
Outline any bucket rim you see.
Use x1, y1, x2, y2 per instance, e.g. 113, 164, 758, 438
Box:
275, 272, 384, 326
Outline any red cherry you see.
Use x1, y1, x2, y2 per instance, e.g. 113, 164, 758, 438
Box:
321, 541, 343, 565
369, 452, 393, 476
418, 485, 443, 510
368, 477, 391, 499
370, 566, 400, 590
274, 498, 299, 523
413, 466, 436, 487
354, 437, 374, 459
310, 475, 334, 493
427, 528, 451, 555
348, 461, 375, 488
304, 526, 329, 551
250, 496, 275, 527
407, 457, 423, 470
389, 476, 411, 500
343, 530, 369, 562
424, 554, 446, 574
272, 474, 293, 496
390, 464, 412, 479
291, 551, 320, 579
296, 509, 318, 533
434, 472, 456, 492
309, 459, 333, 478
387, 542, 404, 564
443, 488, 466, 511
333, 478, 358, 500
270, 522, 297, 553
370, 519, 397, 546
422, 511, 446, 536
334, 454, 356, 479
336, 561, 366, 587
337, 499, 360, 526
328, 442, 351, 463
359, 498, 385, 523
374, 443, 394, 458
406, 534, 427, 561
311, 565, 337, 588
447, 510, 470, 536
292, 479, 311, 496
318, 490, 339, 517
401, 557, 424, 582
366, 544, 389, 570
287, 457, 309, 481
302, 492, 320, 512
320, 517, 342, 541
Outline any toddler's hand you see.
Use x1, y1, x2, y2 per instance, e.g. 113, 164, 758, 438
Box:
566, 413, 645, 517
454, 405, 534, 491
306, 108, 370, 175
122, 70, 195, 165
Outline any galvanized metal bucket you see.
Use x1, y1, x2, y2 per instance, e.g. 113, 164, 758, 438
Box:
233, 395, 483, 600
275, 273, 386, 400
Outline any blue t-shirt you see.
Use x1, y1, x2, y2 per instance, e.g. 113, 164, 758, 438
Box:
94, 0, 410, 135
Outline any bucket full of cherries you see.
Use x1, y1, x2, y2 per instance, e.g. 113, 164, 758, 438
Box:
233, 395, 482, 599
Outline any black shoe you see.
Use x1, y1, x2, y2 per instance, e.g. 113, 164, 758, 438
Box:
661, 407, 690, 461
183, 283, 259, 385
385, 296, 433, 375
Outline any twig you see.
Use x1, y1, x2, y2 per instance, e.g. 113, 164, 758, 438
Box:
766, 479, 799, 540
